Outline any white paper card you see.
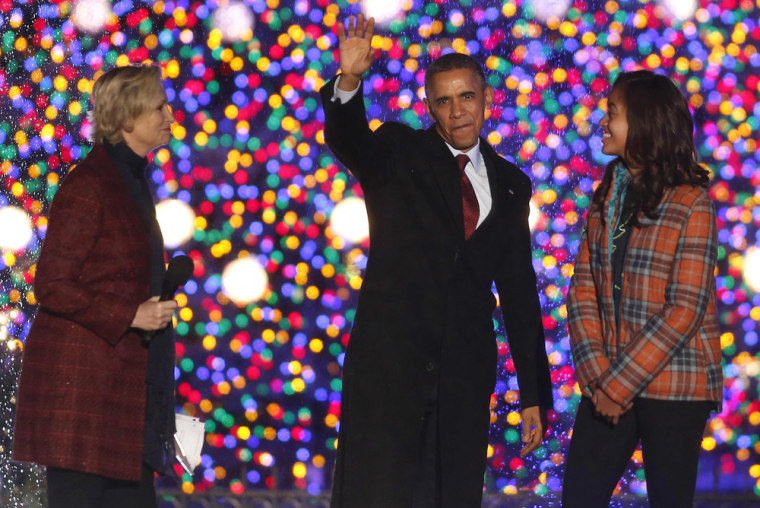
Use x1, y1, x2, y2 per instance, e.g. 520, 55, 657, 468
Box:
174, 413, 205, 475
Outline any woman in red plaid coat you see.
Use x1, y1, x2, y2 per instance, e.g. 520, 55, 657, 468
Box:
562, 70, 722, 507
13, 65, 178, 508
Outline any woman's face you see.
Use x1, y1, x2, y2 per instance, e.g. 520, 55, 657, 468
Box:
122, 88, 174, 157
600, 87, 629, 162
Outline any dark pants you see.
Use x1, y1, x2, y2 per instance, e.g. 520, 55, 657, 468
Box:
562, 397, 712, 508
412, 382, 440, 508
47, 462, 158, 508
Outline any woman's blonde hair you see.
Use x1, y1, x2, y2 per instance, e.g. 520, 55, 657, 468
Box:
90, 65, 164, 145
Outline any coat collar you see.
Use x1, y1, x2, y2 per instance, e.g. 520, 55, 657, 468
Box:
87, 143, 151, 245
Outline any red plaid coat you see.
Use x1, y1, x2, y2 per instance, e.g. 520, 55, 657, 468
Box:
12, 144, 152, 481
567, 183, 722, 408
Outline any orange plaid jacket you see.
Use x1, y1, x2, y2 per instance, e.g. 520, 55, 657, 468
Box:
568, 182, 722, 408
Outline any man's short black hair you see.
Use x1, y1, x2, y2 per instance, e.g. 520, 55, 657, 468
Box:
424, 52, 487, 95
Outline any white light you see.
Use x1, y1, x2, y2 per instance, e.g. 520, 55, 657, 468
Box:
743, 247, 760, 293
525, 0, 572, 24
222, 257, 268, 305
155, 199, 196, 249
212, 1, 255, 42
0, 311, 8, 342
529, 201, 541, 232
659, 0, 698, 21
330, 197, 369, 244
0, 206, 33, 251
362, 0, 405, 25
71, 0, 112, 34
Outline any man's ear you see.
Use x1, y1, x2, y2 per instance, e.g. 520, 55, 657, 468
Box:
424, 97, 435, 122
484, 86, 494, 111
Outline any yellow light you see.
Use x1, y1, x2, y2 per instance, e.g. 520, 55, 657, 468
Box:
293, 462, 307, 478
202, 119, 217, 133
237, 426, 251, 440
309, 339, 323, 353
202, 335, 217, 350
166, 60, 180, 79
506, 411, 521, 426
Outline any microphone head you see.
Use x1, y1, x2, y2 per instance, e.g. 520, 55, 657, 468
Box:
165, 255, 194, 288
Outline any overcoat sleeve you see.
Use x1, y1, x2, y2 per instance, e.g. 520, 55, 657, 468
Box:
33, 163, 140, 345
494, 171, 552, 410
319, 76, 401, 187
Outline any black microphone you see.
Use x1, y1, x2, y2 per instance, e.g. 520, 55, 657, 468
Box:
160, 255, 194, 301
144, 255, 193, 344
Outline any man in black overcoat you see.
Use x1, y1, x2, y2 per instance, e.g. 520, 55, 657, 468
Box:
320, 15, 553, 508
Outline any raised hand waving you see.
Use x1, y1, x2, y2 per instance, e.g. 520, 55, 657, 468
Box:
336, 14, 375, 91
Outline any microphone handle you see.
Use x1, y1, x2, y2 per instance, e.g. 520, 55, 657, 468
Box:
144, 285, 177, 343
159, 284, 178, 301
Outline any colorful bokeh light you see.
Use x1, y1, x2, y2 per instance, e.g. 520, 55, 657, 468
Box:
0, 0, 758, 503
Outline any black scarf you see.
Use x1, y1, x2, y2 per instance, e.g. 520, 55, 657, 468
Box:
105, 141, 176, 475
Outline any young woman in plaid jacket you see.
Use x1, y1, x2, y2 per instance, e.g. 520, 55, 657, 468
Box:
562, 70, 722, 507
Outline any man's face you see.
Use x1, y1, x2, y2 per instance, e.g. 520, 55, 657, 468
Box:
424, 68, 493, 152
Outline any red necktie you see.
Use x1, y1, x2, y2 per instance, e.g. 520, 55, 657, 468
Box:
456, 154, 479, 239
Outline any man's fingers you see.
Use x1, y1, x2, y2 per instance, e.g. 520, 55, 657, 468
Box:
518, 406, 545, 457
521, 417, 532, 443
364, 16, 375, 39
337, 20, 346, 42
534, 420, 544, 441
530, 425, 542, 446
520, 429, 540, 456
356, 13, 364, 36
347, 15, 355, 37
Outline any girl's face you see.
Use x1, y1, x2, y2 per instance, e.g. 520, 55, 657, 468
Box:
600, 87, 629, 162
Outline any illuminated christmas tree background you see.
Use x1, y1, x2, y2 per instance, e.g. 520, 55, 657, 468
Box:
0, 0, 758, 503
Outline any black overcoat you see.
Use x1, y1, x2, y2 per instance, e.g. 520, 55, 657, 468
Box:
320, 77, 552, 508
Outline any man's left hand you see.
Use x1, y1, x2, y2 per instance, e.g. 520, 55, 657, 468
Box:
519, 405, 547, 457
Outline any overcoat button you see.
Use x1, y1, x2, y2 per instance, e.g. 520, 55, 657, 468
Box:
425, 362, 435, 372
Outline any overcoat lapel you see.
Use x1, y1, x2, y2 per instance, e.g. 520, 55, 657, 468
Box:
423, 125, 464, 237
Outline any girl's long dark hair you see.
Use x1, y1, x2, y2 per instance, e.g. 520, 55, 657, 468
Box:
592, 70, 710, 226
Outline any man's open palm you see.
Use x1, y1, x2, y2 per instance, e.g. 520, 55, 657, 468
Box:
337, 15, 375, 83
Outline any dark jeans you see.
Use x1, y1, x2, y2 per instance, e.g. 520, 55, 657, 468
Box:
562, 396, 712, 508
47, 462, 158, 508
